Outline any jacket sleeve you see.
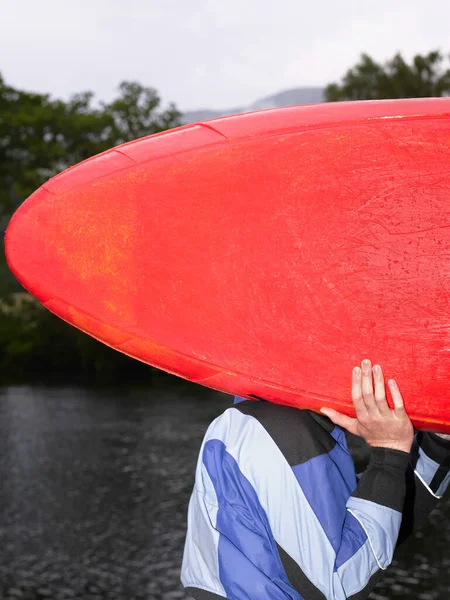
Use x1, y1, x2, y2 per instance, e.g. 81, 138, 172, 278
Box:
337, 432, 450, 599
332, 447, 410, 599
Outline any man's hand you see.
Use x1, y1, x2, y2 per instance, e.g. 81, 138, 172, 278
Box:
321, 358, 414, 454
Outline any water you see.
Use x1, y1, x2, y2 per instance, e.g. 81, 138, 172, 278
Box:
0, 378, 449, 599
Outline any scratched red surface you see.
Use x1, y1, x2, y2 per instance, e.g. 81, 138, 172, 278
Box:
6, 98, 450, 431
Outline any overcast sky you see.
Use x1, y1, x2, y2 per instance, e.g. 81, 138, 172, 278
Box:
1, 0, 450, 112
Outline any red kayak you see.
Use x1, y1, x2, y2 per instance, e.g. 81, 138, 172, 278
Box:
6, 98, 450, 432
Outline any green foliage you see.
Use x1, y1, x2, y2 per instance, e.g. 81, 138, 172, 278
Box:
0, 74, 181, 383
326, 50, 450, 101
0, 76, 181, 228
0, 295, 152, 384
103, 81, 182, 144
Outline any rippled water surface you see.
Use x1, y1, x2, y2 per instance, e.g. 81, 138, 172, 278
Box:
0, 378, 449, 599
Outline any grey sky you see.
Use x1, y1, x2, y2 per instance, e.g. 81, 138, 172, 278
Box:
1, 0, 450, 112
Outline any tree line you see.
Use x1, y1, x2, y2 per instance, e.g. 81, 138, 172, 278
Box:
1, 50, 450, 384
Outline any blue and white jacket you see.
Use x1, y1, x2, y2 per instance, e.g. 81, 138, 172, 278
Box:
181, 398, 450, 599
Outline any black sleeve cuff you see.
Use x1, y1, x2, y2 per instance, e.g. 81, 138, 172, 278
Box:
417, 432, 450, 464
369, 447, 411, 470
352, 447, 410, 512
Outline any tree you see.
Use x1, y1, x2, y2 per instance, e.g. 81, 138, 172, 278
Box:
103, 81, 182, 144
0, 76, 182, 227
0, 75, 114, 228
325, 51, 450, 102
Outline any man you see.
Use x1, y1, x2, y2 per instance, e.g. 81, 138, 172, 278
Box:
181, 359, 450, 599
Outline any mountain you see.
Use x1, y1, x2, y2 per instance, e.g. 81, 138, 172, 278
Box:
181, 87, 324, 124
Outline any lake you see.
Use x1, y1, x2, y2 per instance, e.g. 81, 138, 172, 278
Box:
0, 377, 449, 599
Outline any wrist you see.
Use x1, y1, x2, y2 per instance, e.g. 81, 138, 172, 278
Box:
369, 446, 411, 469
369, 442, 412, 454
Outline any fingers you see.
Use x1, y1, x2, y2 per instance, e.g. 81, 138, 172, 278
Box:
360, 359, 379, 415
351, 366, 368, 418
388, 379, 407, 417
356, 359, 404, 417
320, 407, 359, 436
372, 364, 391, 416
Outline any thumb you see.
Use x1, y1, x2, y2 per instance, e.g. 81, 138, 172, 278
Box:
321, 408, 358, 435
